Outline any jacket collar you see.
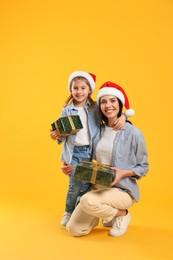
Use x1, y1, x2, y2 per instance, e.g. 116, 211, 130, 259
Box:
68, 99, 91, 110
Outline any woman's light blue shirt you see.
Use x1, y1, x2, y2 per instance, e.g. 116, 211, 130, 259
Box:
92, 122, 149, 201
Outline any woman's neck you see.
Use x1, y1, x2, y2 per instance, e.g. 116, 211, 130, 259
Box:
107, 117, 118, 127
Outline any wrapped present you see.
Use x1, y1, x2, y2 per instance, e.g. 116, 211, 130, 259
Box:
74, 159, 115, 187
51, 115, 83, 136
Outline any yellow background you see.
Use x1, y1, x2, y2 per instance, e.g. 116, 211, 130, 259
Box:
0, 0, 173, 259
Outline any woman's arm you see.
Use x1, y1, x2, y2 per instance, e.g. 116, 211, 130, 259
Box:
111, 167, 136, 186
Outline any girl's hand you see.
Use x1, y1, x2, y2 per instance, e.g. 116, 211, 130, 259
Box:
49, 129, 62, 141
112, 114, 126, 130
61, 161, 74, 176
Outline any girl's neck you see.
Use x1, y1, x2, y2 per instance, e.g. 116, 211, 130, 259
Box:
73, 99, 87, 108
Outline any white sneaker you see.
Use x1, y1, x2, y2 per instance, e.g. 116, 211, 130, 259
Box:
109, 212, 131, 237
60, 212, 72, 226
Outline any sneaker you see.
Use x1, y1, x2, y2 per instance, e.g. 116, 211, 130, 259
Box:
102, 219, 114, 227
60, 212, 72, 226
109, 212, 131, 237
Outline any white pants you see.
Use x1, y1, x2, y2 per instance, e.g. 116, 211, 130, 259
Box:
66, 187, 135, 237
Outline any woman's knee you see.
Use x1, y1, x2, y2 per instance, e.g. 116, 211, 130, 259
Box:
66, 223, 89, 237
80, 193, 90, 209
80, 192, 99, 212
67, 224, 82, 237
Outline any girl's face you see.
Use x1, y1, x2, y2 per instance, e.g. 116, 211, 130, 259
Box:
100, 95, 120, 120
71, 79, 91, 107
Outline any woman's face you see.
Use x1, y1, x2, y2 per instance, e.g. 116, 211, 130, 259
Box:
100, 95, 120, 119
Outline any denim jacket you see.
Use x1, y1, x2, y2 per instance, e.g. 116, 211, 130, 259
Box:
58, 100, 101, 164
92, 122, 149, 201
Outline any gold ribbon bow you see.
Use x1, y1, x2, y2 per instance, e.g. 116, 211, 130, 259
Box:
85, 159, 110, 184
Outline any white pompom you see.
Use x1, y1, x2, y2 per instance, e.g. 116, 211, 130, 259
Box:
124, 109, 135, 117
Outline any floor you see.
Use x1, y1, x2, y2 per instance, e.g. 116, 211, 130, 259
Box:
1, 198, 172, 260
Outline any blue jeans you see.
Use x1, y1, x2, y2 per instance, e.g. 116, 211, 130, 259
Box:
65, 146, 91, 213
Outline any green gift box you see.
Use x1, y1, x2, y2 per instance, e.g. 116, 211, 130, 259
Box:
51, 115, 83, 136
74, 160, 115, 187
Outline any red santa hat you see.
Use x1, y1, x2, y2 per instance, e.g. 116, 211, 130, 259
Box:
68, 71, 96, 93
97, 81, 135, 117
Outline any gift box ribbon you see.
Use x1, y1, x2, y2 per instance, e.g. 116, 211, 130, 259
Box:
82, 159, 112, 184
54, 121, 58, 129
54, 116, 76, 132
67, 116, 76, 130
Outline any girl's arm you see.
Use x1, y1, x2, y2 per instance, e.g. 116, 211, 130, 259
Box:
50, 107, 68, 142
112, 114, 127, 130
49, 128, 62, 141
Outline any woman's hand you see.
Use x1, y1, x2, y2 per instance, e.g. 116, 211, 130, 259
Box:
111, 167, 135, 186
112, 114, 126, 130
61, 161, 74, 176
111, 167, 125, 186
49, 129, 62, 141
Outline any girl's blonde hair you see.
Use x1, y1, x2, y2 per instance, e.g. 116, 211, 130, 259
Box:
63, 76, 95, 108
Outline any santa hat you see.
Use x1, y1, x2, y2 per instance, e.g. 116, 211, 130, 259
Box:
68, 71, 96, 93
97, 81, 135, 117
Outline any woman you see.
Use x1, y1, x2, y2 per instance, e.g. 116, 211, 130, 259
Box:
65, 81, 149, 237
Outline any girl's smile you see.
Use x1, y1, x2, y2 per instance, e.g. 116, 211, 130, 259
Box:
71, 79, 91, 107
